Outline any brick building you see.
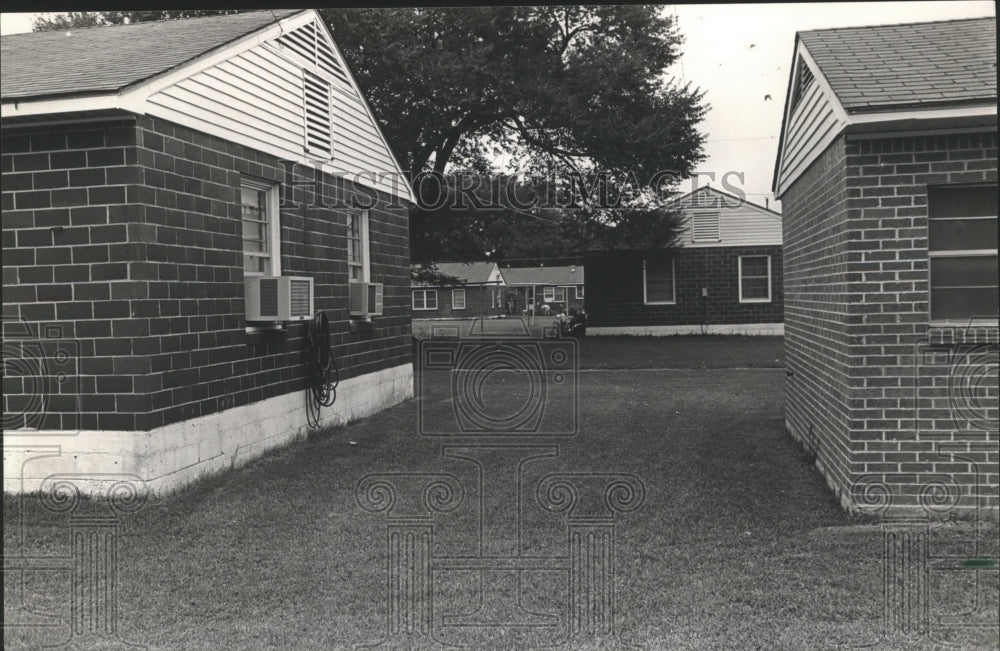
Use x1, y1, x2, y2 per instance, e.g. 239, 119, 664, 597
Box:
2, 11, 414, 494
410, 261, 507, 318
584, 186, 783, 335
774, 17, 998, 515
501, 264, 585, 316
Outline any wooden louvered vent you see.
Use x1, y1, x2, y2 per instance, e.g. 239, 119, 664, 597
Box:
790, 58, 815, 112
692, 212, 721, 242
276, 21, 354, 90
303, 69, 333, 159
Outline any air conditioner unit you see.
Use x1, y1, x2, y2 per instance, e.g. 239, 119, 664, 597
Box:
349, 282, 384, 317
245, 276, 314, 322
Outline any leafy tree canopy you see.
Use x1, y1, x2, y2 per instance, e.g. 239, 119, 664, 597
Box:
323, 7, 706, 182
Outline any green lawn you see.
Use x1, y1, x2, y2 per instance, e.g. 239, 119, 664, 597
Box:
4, 336, 997, 650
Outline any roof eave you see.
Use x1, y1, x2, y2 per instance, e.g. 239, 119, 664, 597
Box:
843, 103, 998, 134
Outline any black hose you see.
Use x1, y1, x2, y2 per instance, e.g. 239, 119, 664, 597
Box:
305, 311, 339, 428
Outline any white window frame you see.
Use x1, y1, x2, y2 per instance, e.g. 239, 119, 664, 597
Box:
543, 286, 555, 302
643, 258, 676, 305
452, 288, 466, 310
240, 178, 281, 277
347, 209, 371, 283
576, 286, 585, 300
739, 255, 772, 303
413, 289, 438, 311
554, 286, 566, 302
691, 211, 721, 243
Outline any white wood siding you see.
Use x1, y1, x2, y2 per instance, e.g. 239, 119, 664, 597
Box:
675, 189, 782, 247
144, 19, 410, 202
774, 45, 847, 197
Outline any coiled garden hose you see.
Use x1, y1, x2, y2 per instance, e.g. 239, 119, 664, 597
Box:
305, 311, 340, 428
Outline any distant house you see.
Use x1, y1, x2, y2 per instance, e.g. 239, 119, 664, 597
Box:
584, 186, 783, 335
774, 17, 998, 515
2, 11, 415, 495
410, 261, 506, 318
501, 265, 585, 315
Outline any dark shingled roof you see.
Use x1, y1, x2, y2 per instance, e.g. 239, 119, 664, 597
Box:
1, 10, 303, 101
502, 266, 584, 287
799, 16, 997, 113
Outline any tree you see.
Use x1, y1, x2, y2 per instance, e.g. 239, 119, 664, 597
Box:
322, 7, 706, 261
323, 7, 705, 180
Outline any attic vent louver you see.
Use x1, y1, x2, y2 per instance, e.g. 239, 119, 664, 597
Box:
692, 212, 721, 243
790, 57, 815, 112
276, 20, 353, 90
303, 69, 333, 159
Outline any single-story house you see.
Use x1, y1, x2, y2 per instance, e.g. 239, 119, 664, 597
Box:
2, 10, 415, 495
410, 261, 506, 318
774, 17, 998, 516
584, 186, 783, 335
501, 264, 585, 315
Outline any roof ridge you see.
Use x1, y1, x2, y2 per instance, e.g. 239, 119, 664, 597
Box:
799, 14, 995, 35
0, 9, 298, 38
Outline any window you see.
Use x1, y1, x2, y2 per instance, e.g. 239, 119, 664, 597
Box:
452, 289, 466, 310
554, 287, 566, 302
347, 210, 370, 282
241, 179, 281, 276
928, 186, 999, 322
576, 286, 585, 300
739, 255, 772, 303
643, 258, 675, 304
413, 290, 437, 310
692, 211, 720, 242
543, 287, 555, 302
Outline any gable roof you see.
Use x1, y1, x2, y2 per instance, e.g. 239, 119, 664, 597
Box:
798, 17, 997, 113
669, 186, 782, 217
502, 266, 584, 287
772, 16, 997, 197
1, 10, 415, 205
412, 262, 502, 286
1, 10, 303, 101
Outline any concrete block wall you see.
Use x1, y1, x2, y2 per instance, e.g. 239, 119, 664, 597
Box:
2, 115, 411, 435
584, 246, 783, 328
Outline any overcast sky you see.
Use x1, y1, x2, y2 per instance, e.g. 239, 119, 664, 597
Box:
2, 4, 994, 211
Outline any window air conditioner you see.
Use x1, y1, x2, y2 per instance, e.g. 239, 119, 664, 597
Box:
349, 282, 384, 317
245, 276, 314, 322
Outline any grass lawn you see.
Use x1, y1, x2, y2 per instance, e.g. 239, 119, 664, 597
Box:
4, 336, 997, 650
